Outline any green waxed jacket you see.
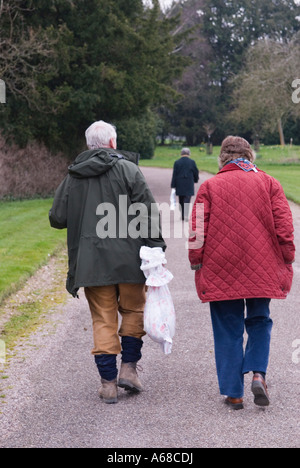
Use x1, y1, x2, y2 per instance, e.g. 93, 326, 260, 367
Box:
49, 148, 166, 297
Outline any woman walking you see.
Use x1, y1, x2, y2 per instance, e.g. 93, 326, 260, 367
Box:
189, 136, 295, 410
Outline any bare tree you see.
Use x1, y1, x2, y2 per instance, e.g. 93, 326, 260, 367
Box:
0, 0, 60, 111
203, 122, 216, 153
230, 35, 300, 146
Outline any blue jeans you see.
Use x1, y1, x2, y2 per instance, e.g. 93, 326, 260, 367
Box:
210, 299, 273, 398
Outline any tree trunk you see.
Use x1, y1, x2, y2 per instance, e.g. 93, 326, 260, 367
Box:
278, 118, 285, 146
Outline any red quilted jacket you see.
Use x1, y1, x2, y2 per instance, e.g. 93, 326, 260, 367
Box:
189, 164, 295, 303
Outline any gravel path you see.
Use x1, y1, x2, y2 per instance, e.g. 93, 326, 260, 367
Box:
0, 167, 299, 449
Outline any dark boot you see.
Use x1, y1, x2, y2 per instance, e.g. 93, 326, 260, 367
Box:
99, 378, 118, 404
119, 336, 143, 392
118, 362, 143, 393
94, 354, 118, 403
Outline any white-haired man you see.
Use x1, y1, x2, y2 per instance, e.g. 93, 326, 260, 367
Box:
50, 120, 166, 404
171, 147, 199, 221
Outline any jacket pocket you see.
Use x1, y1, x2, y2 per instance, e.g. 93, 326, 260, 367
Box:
278, 263, 293, 295
195, 267, 208, 299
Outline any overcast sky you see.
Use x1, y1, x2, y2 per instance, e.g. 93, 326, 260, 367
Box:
159, 0, 174, 10
160, 0, 173, 6
143, 0, 177, 12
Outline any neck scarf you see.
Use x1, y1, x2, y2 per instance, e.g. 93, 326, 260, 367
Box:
226, 158, 258, 173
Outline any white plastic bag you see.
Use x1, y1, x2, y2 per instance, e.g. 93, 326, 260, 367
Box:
170, 188, 176, 211
140, 246, 176, 354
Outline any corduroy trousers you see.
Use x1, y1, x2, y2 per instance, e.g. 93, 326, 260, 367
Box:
85, 283, 146, 356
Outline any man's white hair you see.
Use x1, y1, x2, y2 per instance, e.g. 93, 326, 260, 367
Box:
85, 120, 117, 150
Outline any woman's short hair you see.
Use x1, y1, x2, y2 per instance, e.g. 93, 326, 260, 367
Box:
218, 136, 256, 169
85, 120, 117, 150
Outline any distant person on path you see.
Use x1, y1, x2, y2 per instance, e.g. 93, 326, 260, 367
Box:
49, 120, 166, 404
171, 147, 199, 221
189, 136, 295, 410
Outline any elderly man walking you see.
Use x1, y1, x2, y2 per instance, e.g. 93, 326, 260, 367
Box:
49, 120, 166, 404
171, 147, 199, 221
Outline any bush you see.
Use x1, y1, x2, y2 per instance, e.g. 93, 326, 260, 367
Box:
0, 136, 69, 199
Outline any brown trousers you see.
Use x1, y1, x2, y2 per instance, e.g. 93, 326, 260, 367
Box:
84, 283, 146, 355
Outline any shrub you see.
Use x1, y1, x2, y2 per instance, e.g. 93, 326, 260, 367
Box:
115, 110, 157, 159
0, 136, 69, 199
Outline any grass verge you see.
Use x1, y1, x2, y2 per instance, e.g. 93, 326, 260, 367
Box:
0, 198, 67, 363
0, 198, 66, 304
0, 249, 68, 357
0, 250, 68, 404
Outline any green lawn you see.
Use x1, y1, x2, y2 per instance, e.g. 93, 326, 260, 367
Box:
140, 144, 300, 204
0, 198, 66, 304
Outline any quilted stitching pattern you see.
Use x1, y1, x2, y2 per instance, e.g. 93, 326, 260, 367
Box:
189, 166, 295, 303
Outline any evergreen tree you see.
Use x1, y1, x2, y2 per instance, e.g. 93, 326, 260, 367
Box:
203, 0, 300, 86
0, 0, 188, 155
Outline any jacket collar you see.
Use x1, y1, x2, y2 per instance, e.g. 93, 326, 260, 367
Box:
218, 158, 259, 175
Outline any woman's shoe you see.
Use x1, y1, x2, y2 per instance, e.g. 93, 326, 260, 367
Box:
225, 397, 244, 410
251, 373, 270, 407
